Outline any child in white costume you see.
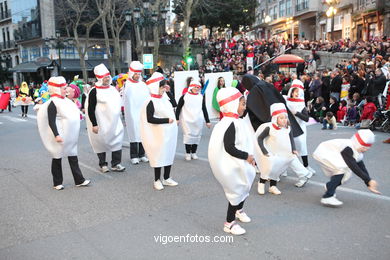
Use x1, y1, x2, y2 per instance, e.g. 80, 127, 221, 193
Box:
254, 103, 312, 195
176, 79, 211, 161
140, 72, 179, 191
85, 64, 125, 173
36, 76, 90, 190
285, 85, 316, 175
123, 61, 149, 165
208, 87, 256, 236
313, 129, 380, 206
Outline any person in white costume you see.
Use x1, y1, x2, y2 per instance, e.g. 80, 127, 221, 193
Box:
123, 61, 149, 165
254, 103, 312, 195
140, 72, 178, 191
36, 76, 90, 190
176, 79, 211, 161
85, 64, 125, 173
285, 84, 316, 177
208, 87, 256, 236
313, 129, 380, 206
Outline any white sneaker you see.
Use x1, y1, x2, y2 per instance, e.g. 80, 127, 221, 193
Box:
321, 196, 343, 206
162, 178, 178, 186
131, 158, 140, 165
185, 153, 191, 161
53, 184, 64, 190
306, 166, 316, 175
235, 210, 251, 223
295, 177, 308, 188
269, 186, 282, 195
258, 182, 265, 195
191, 153, 198, 160
111, 164, 125, 172
100, 166, 110, 173
153, 180, 164, 190
223, 221, 246, 235
140, 156, 149, 163
281, 171, 288, 177
76, 179, 91, 187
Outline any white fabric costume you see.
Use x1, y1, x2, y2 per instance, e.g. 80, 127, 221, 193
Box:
285, 84, 307, 156
140, 72, 178, 168
37, 77, 80, 159
313, 130, 375, 184
123, 61, 149, 142
254, 103, 309, 180
85, 64, 124, 153
208, 87, 256, 206
180, 79, 205, 144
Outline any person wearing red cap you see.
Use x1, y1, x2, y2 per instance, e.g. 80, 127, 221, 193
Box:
36, 76, 90, 190
208, 87, 256, 236
86, 64, 125, 173
123, 61, 149, 165
313, 129, 380, 206
175, 79, 211, 161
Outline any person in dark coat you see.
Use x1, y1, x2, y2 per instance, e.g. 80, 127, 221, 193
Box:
321, 70, 331, 106
241, 74, 304, 137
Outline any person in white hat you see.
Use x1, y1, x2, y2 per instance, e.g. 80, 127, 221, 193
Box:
313, 129, 380, 207
85, 64, 125, 173
254, 103, 312, 195
208, 87, 256, 236
36, 76, 90, 190
176, 79, 211, 161
285, 84, 316, 178
140, 72, 178, 191
123, 61, 150, 165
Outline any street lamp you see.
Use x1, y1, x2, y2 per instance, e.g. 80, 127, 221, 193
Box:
45, 31, 73, 76
264, 15, 271, 40
325, 0, 339, 41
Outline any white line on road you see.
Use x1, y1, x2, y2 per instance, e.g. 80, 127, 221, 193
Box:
79, 161, 113, 179
1, 115, 26, 123
183, 154, 390, 202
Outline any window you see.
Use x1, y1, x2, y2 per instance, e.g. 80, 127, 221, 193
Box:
296, 0, 308, 12
30, 46, 41, 60
21, 48, 28, 62
286, 0, 291, 15
273, 6, 277, 19
279, 0, 285, 18
42, 47, 50, 57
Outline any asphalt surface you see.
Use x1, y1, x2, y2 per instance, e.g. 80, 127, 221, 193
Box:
1, 109, 390, 260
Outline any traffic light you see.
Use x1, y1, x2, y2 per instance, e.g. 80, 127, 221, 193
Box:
183, 47, 193, 70
186, 56, 193, 64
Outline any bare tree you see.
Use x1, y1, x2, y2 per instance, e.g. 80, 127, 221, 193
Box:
95, 0, 115, 75
57, 0, 107, 81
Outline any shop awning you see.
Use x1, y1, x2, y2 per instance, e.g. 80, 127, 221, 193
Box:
9, 60, 52, 73
273, 54, 304, 64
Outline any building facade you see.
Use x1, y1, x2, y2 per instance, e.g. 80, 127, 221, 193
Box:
253, 0, 387, 42
1, 0, 131, 85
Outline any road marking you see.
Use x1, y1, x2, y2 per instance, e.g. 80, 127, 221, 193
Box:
1, 115, 29, 123
0, 121, 3, 125
28, 114, 37, 119
185, 154, 390, 201
79, 161, 113, 179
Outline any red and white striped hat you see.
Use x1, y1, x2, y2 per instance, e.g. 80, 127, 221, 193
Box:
48, 76, 67, 96
270, 103, 288, 124
94, 64, 111, 87
351, 129, 375, 150
216, 87, 242, 116
146, 72, 165, 95
128, 61, 143, 77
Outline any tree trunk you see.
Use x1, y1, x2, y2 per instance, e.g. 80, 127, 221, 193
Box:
102, 15, 115, 75
114, 36, 121, 73
153, 23, 159, 68
192, 26, 195, 39
134, 25, 143, 61
181, 0, 194, 57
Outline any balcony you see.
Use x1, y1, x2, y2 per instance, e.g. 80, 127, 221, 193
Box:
0, 40, 17, 51
0, 9, 11, 21
295, 2, 308, 12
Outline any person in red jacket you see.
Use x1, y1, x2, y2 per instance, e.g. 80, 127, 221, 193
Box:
360, 96, 377, 121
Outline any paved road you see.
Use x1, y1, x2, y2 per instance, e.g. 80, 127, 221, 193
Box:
1, 109, 390, 259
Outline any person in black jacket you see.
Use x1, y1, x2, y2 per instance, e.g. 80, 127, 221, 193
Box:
368, 69, 387, 107
329, 70, 342, 101
321, 70, 331, 106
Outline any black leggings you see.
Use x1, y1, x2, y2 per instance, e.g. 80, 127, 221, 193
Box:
259, 178, 277, 187
226, 200, 245, 222
21, 105, 28, 114
302, 155, 308, 167
185, 144, 198, 154
154, 165, 172, 181
323, 174, 344, 198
